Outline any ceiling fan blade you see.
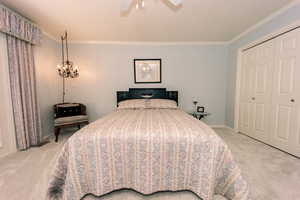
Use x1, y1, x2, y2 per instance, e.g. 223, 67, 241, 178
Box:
121, 0, 134, 11
168, 0, 183, 6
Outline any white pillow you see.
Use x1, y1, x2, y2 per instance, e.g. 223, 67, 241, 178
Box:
147, 99, 178, 109
118, 99, 146, 109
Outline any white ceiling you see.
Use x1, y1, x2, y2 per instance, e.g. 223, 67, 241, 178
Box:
0, 0, 296, 42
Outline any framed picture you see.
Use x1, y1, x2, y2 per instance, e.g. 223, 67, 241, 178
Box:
134, 59, 162, 84
197, 106, 205, 113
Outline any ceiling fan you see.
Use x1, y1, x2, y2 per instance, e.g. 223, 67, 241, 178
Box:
121, 0, 183, 11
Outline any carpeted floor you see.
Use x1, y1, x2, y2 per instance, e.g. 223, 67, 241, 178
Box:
0, 128, 299, 200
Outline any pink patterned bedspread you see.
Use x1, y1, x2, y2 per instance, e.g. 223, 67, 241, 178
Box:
46, 109, 250, 200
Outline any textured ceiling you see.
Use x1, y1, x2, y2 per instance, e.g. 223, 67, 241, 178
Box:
0, 0, 296, 42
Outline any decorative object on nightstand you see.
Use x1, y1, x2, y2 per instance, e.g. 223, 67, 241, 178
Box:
54, 103, 89, 142
189, 105, 211, 120
192, 98, 198, 112
56, 31, 79, 103
197, 106, 205, 113
191, 111, 211, 120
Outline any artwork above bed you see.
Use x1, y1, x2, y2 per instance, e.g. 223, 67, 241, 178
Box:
116, 88, 178, 105
134, 59, 162, 84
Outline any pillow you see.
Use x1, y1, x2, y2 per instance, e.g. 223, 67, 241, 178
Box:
118, 99, 146, 109
147, 99, 178, 109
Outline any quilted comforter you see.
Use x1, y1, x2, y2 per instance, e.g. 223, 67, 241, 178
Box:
46, 109, 250, 200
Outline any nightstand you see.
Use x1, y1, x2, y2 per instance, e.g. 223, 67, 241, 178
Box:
53, 103, 89, 142
189, 112, 210, 120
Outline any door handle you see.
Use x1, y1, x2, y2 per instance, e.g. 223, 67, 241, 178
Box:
291, 99, 295, 103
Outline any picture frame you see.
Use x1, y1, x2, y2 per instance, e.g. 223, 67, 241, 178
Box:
134, 59, 162, 84
197, 106, 205, 113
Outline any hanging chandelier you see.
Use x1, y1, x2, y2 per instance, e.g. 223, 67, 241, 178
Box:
57, 31, 79, 103
57, 32, 79, 78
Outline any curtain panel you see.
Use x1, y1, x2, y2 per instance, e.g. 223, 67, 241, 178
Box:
6, 35, 42, 150
0, 5, 41, 45
0, 4, 43, 150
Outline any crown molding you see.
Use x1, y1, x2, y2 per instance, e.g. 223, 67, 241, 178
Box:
228, 0, 300, 44
69, 40, 229, 45
39, 31, 229, 45
41, 30, 59, 42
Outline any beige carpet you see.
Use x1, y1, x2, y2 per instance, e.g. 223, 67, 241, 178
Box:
0, 128, 299, 200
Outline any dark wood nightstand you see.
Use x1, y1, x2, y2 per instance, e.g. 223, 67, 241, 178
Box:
53, 103, 89, 142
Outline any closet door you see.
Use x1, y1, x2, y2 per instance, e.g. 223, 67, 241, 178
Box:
239, 49, 256, 136
251, 41, 274, 143
270, 28, 300, 157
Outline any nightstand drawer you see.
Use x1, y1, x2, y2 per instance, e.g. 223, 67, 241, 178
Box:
55, 103, 81, 118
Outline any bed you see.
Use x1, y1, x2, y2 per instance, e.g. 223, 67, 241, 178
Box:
46, 88, 250, 200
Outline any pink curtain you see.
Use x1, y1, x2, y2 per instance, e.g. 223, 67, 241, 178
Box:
6, 35, 42, 150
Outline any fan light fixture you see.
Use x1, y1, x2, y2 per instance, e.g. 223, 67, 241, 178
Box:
136, 0, 145, 9
121, 0, 183, 11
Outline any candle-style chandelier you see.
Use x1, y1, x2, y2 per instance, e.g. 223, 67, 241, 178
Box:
57, 32, 79, 78
57, 31, 79, 103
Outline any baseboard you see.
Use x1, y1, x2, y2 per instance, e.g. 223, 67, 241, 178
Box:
210, 125, 235, 132
210, 125, 226, 129
43, 133, 53, 142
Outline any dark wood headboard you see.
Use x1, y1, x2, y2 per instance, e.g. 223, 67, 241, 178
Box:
117, 88, 178, 106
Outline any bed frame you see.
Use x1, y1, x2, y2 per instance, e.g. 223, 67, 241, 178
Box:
116, 88, 178, 106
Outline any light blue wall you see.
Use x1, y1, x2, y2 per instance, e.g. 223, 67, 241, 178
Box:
34, 3, 300, 132
225, 3, 300, 128
67, 43, 229, 126
35, 34, 61, 138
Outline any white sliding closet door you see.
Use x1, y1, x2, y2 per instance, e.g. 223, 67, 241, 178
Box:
239, 41, 273, 142
270, 29, 300, 157
251, 41, 274, 143
239, 49, 255, 136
